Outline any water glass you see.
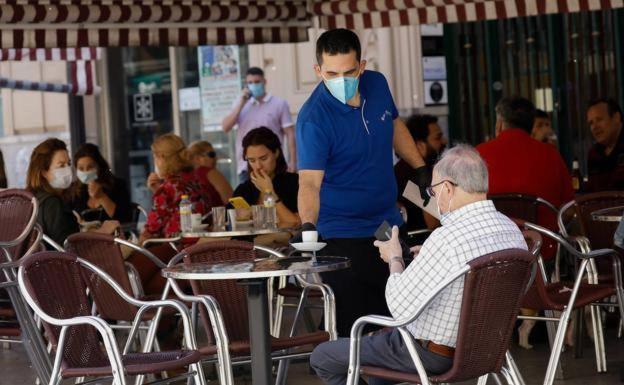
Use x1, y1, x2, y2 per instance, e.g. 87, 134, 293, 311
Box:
263, 206, 277, 229
212, 206, 226, 231
252, 205, 264, 229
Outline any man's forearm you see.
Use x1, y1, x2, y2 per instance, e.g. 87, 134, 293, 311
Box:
298, 185, 320, 225
222, 102, 245, 132
394, 120, 425, 169
288, 134, 297, 169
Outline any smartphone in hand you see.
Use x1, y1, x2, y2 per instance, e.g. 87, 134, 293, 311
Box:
374, 220, 392, 241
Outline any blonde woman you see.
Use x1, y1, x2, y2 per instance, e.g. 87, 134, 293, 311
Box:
187, 140, 233, 204
142, 134, 221, 241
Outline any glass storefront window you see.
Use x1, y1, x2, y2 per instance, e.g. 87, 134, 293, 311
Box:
175, 46, 249, 187
114, 47, 173, 210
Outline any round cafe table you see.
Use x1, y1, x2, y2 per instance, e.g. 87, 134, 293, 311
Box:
161, 256, 349, 385
591, 206, 624, 223
181, 227, 294, 238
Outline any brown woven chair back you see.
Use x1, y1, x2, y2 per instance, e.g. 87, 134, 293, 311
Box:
433, 248, 534, 382
0, 189, 37, 261
20, 251, 110, 370
183, 240, 254, 343
489, 193, 541, 223
65, 232, 138, 321
568, 191, 624, 249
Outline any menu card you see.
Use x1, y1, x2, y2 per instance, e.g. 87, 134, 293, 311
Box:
402, 181, 440, 220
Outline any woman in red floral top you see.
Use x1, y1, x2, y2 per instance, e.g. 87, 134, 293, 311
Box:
141, 133, 221, 241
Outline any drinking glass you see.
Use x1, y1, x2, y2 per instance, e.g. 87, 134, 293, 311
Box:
252, 205, 264, 229
263, 206, 277, 229
212, 206, 226, 231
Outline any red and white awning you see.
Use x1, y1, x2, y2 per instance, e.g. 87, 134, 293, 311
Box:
313, 0, 624, 29
0, 48, 100, 95
0, 1, 311, 48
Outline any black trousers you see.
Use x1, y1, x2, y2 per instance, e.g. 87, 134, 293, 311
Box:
320, 236, 391, 337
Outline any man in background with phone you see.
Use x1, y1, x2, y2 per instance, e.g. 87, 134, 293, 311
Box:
297, 29, 432, 337
222, 67, 296, 182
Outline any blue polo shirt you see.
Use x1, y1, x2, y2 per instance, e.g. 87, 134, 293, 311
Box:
297, 70, 403, 239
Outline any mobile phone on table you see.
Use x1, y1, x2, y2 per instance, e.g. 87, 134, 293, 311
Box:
228, 196, 251, 209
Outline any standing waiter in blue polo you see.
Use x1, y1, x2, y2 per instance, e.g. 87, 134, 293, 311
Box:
297, 29, 432, 337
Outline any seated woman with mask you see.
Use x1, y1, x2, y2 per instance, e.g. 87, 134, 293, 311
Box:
26, 138, 119, 247
233, 127, 300, 226
187, 140, 233, 204
73, 143, 133, 224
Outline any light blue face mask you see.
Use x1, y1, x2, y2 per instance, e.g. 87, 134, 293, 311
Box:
323, 73, 360, 104
248, 83, 265, 99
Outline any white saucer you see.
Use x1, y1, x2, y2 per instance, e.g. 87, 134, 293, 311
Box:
291, 242, 327, 252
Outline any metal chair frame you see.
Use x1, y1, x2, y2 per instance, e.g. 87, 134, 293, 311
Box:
143, 243, 337, 385
345, 250, 532, 385
0, 190, 53, 384
519, 221, 624, 385
17, 253, 207, 385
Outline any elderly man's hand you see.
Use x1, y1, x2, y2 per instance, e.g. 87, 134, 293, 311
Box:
373, 226, 403, 264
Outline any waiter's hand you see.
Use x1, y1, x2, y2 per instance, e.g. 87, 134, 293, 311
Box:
411, 166, 432, 206
290, 222, 317, 244
373, 226, 402, 264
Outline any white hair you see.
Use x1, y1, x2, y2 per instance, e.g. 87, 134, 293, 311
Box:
433, 144, 488, 193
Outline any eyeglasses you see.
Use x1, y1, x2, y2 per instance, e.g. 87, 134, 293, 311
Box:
206, 151, 216, 158
426, 180, 457, 198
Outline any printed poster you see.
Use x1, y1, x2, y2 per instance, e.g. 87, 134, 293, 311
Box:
198, 46, 241, 131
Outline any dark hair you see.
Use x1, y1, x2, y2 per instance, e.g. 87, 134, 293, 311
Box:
495, 97, 536, 133
246, 67, 265, 77
74, 143, 115, 189
405, 114, 438, 142
588, 98, 622, 120
242, 127, 288, 175
316, 29, 361, 65
534, 109, 549, 119
26, 138, 75, 198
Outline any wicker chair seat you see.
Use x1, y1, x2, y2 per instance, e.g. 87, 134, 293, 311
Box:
521, 281, 615, 311
199, 330, 329, 356
62, 349, 201, 378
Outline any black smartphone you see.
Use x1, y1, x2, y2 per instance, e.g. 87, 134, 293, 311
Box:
374, 220, 392, 241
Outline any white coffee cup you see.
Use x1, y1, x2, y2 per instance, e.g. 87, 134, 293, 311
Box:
302, 230, 318, 243
191, 213, 202, 230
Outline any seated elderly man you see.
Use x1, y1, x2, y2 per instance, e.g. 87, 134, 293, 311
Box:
310, 144, 527, 385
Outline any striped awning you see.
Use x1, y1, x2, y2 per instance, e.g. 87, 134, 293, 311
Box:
0, 48, 100, 95
0, 1, 311, 48
313, 0, 624, 29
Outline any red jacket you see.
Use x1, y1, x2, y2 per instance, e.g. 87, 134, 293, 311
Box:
477, 129, 574, 258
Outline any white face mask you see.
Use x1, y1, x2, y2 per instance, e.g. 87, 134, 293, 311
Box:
76, 169, 98, 184
154, 164, 162, 178
436, 184, 453, 225
49, 166, 74, 190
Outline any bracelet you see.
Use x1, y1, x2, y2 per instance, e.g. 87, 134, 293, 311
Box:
389, 256, 405, 268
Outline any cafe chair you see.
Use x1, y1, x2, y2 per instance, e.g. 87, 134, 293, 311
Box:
346, 248, 535, 385
517, 221, 624, 385
17, 251, 205, 385
558, 191, 624, 250
65, 233, 178, 349
160, 240, 336, 385
0, 189, 54, 383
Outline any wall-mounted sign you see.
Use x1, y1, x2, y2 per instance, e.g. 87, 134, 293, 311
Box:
424, 81, 448, 105
421, 23, 444, 36
422, 56, 447, 81
198, 46, 241, 131
133, 93, 153, 122
179, 87, 200, 111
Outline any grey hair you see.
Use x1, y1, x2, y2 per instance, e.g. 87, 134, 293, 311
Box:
433, 144, 488, 193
